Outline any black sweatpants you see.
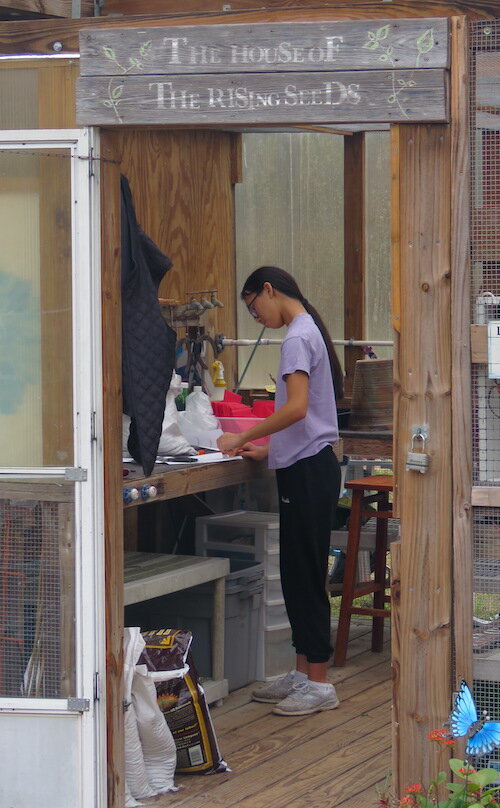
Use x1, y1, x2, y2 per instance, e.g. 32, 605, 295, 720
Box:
275, 445, 341, 664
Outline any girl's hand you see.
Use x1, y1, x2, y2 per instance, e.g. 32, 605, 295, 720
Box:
238, 442, 269, 462
217, 432, 243, 454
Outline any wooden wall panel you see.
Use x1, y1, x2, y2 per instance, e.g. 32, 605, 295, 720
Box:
393, 123, 452, 791
344, 132, 364, 397
117, 129, 238, 386
38, 61, 78, 128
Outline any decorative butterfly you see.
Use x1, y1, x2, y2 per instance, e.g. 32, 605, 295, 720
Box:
449, 679, 500, 757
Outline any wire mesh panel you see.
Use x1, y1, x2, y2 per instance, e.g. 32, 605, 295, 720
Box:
472, 365, 500, 483
0, 483, 76, 699
470, 22, 500, 750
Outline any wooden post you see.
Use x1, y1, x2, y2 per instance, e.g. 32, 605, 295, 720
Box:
450, 15, 473, 689
393, 123, 452, 790
101, 130, 125, 808
344, 132, 365, 397
391, 540, 401, 797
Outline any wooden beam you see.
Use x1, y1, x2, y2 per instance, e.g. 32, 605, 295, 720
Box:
450, 15, 473, 690
100, 130, 125, 808
471, 324, 487, 363
99, 0, 500, 20
393, 123, 452, 792
344, 131, 365, 397
0, 0, 94, 17
0, 2, 493, 57
471, 486, 500, 506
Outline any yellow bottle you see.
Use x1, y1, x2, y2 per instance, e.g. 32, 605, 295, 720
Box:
211, 360, 227, 401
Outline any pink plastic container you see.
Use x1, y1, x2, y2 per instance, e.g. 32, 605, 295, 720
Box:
217, 417, 270, 446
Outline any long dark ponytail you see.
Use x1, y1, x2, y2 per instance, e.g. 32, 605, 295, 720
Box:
241, 266, 344, 402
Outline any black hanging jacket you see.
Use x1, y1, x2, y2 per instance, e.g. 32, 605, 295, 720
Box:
121, 174, 176, 476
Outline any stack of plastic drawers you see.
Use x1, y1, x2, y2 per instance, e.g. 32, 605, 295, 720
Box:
195, 511, 295, 681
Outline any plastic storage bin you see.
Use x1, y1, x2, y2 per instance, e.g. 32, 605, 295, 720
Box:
125, 558, 264, 692
196, 510, 280, 562
195, 511, 294, 681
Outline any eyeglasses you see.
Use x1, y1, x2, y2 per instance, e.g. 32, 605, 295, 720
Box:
246, 290, 262, 319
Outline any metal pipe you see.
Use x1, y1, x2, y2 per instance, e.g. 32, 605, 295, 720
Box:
223, 338, 394, 347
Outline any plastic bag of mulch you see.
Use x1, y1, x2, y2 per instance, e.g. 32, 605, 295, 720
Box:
139, 628, 229, 775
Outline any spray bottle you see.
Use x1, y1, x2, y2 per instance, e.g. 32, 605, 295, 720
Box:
211, 360, 227, 401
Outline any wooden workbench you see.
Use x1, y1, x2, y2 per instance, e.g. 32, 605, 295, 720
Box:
122, 456, 272, 507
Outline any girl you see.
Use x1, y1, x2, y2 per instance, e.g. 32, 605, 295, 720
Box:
217, 266, 343, 716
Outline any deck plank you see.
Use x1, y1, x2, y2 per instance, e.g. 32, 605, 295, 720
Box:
149, 622, 391, 808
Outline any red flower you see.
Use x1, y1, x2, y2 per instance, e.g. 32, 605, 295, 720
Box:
398, 798, 413, 807
458, 765, 476, 775
428, 728, 454, 746
404, 784, 423, 794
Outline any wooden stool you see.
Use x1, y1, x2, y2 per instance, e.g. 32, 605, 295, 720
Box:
333, 475, 394, 667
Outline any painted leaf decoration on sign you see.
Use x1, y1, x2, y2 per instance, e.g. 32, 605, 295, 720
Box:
140, 40, 152, 58
363, 40, 380, 51
102, 46, 116, 60
417, 28, 435, 55
376, 25, 390, 41
112, 84, 124, 99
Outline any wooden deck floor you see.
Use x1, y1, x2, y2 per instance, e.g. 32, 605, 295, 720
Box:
154, 620, 392, 808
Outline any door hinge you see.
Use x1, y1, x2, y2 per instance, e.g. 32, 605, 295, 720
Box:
67, 697, 90, 712
94, 671, 101, 702
64, 467, 88, 482
88, 146, 95, 178
91, 411, 97, 441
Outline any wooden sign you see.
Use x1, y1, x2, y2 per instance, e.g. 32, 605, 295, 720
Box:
76, 18, 450, 126
79, 19, 449, 76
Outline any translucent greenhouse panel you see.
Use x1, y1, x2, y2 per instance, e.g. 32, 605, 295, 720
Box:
235, 131, 344, 390
0, 150, 73, 467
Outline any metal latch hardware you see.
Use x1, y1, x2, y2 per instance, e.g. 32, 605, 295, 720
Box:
67, 697, 90, 712
64, 467, 88, 482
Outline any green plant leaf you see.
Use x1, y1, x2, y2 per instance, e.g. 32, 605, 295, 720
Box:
470, 768, 500, 788
376, 25, 390, 41
416, 28, 435, 54
447, 782, 466, 793
449, 759, 472, 777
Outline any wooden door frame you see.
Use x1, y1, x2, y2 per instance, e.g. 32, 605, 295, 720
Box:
0, 8, 475, 806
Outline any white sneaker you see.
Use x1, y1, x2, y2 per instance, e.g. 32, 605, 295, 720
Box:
273, 681, 340, 716
252, 670, 305, 703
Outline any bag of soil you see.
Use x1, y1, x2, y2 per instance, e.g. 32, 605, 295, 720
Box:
139, 628, 229, 774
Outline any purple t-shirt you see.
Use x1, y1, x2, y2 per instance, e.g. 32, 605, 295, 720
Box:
268, 313, 339, 470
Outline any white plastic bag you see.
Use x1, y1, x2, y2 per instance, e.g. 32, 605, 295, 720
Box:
132, 665, 178, 794
157, 371, 197, 456
123, 628, 157, 801
124, 780, 141, 808
184, 386, 220, 430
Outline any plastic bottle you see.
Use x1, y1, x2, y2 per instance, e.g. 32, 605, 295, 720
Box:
211, 360, 227, 401
175, 381, 189, 411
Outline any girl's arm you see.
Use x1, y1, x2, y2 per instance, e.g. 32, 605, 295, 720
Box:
217, 371, 308, 453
